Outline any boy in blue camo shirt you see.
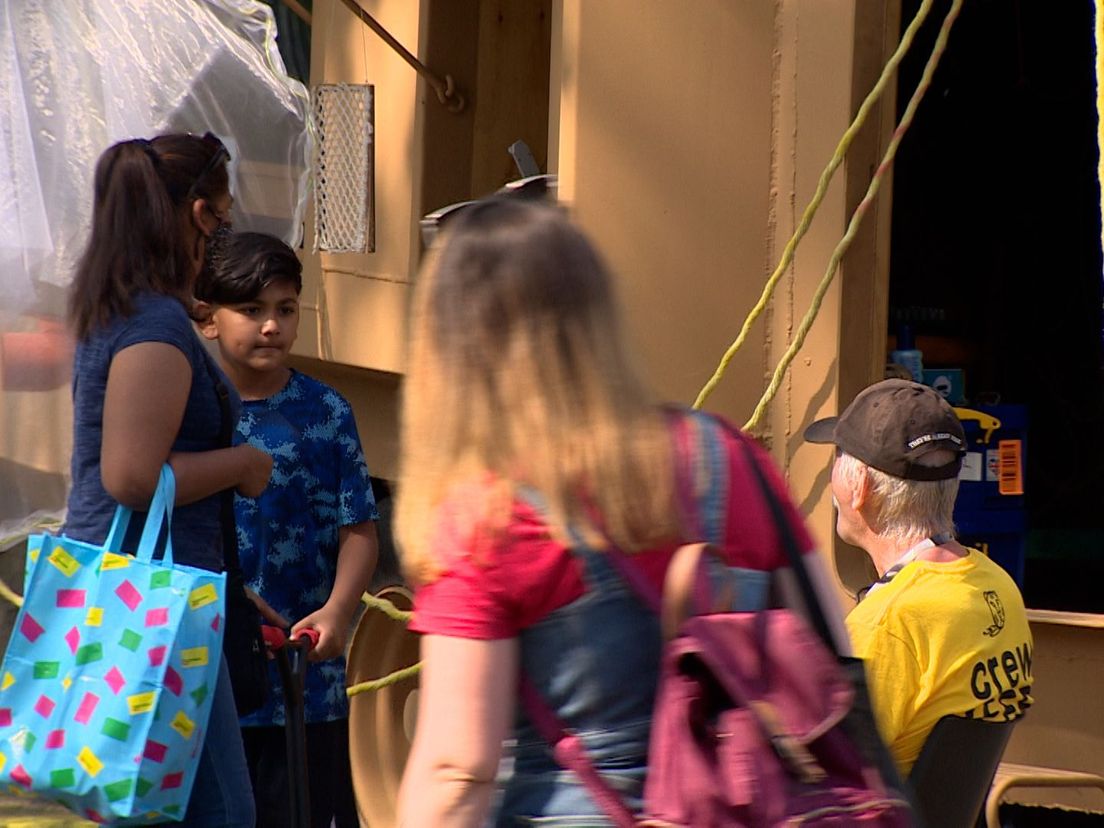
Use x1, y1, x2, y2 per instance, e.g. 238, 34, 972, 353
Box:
195, 231, 378, 828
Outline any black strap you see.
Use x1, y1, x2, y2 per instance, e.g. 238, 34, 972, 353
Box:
857, 531, 954, 602
203, 354, 242, 572
739, 437, 840, 658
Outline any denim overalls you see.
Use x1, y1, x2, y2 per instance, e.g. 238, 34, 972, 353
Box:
495, 410, 758, 826
496, 533, 661, 825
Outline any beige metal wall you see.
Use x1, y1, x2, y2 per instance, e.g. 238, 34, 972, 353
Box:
298, 0, 918, 594
297, 0, 420, 382
1000, 614, 1104, 811
553, 0, 889, 599
297, 0, 552, 480
300, 0, 883, 538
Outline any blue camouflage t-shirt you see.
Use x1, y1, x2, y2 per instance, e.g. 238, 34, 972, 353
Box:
233, 369, 378, 726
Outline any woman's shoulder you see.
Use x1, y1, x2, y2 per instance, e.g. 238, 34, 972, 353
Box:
130, 291, 192, 322
112, 293, 199, 352
662, 403, 753, 471
662, 403, 742, 437
663, 403, 815, 567
113, 293, 195, 342
430, 478, 551, 568
78, 292, 199, 367
411, 480, 584, 638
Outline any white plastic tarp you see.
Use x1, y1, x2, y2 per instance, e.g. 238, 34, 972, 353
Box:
0, 0, 312, 549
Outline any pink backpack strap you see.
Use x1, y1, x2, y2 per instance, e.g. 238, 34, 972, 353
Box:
598, 407, 727, 614
518, 675, 640, 828
737, 437, 841, 656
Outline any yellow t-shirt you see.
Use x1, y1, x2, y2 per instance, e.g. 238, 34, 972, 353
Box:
846, 548, 1033, 775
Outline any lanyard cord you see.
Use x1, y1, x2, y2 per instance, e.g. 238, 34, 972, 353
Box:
857, 531, 954, 602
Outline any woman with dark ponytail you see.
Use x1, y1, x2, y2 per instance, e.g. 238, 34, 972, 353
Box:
64, 134, 272, 826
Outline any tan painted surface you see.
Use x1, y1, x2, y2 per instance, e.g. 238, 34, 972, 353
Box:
303, 0, 887, 581
553, 0, 878, 601
998, 615, 1104, 812
829, 5, 901, 592
554, 0, 777, 426
296, 0, 421, 376
297, 0, 553, 483
762, 0, 857, 599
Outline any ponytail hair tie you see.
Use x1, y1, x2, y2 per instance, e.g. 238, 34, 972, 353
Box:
132, 137, 160, 167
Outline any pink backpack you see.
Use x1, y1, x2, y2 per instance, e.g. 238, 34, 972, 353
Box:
521, 439, 917, 827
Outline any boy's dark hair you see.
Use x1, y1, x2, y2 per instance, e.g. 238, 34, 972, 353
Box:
195, 231, 303, 304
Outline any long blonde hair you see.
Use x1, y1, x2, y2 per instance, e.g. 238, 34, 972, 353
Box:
397, 199, 678, 583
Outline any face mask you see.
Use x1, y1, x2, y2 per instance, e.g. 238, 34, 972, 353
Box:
198, 220, 234, 288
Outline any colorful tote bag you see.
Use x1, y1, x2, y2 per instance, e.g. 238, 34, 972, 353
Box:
0, 465, 226, 824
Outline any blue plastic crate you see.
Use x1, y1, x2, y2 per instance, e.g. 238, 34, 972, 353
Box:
953, 404, 1028, 585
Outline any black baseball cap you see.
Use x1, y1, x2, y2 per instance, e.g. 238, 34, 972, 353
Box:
803, 379, 966, 481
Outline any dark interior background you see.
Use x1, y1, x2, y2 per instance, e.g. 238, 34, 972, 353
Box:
891, 0, 1104, 612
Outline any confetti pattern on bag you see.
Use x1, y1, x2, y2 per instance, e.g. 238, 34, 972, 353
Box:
0, 531, 226, 825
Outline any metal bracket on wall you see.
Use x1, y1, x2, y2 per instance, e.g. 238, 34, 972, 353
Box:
508, 140, 540, 178
336, 0, 466, 113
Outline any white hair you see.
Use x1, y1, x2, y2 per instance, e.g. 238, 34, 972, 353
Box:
836, 451, 958, 544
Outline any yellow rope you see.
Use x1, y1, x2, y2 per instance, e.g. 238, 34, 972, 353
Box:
361, 591, 413, 622
0, 577, 22, 608
744, 0, 965, 432
344, 591, 420, 696
693, 0, 936, 410
347, 661, 422, 697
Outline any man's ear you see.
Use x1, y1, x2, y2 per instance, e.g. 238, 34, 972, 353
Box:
851, 466, 872, 510
193, 302, 219, 339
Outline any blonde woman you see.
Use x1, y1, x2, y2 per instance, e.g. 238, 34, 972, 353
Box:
396, 199, 847, 827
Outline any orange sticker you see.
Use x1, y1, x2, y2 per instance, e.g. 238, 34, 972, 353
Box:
997, 439, 1024, 496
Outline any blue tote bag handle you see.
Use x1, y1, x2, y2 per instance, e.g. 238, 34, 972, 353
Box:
103, 503, 130, 554
102, 463, 176, 565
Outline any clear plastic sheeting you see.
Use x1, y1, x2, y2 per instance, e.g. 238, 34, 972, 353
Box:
0, 1, 311, 571
1, 0, 311, 316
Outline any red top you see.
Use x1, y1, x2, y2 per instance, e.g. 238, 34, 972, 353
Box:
411, 413, 815, 640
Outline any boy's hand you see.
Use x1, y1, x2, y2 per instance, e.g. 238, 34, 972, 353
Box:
235, 445, 273, 498
291, 605, 349, 661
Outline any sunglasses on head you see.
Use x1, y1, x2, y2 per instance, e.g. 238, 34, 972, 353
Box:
419, 174, 557, 248
184, 132, 231, 204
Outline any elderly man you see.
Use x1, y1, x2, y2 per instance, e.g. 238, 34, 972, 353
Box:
805, 379, 1033, 774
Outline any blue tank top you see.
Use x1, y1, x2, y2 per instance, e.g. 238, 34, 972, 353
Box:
63, 293, 239, 571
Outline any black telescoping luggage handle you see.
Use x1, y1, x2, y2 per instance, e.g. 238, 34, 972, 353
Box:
738, 438, 842, 659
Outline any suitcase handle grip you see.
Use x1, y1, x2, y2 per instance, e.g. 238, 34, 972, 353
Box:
260, 625, 319, 653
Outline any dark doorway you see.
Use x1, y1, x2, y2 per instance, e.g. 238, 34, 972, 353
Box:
890, 0, 1104, 612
